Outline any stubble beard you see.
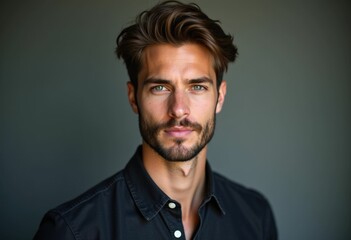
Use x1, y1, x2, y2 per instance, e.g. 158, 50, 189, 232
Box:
139, 114, 216, 162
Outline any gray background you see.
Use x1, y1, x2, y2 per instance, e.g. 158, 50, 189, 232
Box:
1, 0, 350, 239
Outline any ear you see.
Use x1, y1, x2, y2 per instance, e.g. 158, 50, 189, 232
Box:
216, 80, 227, 113
127, 82, 139, 114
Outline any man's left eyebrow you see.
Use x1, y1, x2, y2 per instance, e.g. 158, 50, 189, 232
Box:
188, 77, 214, 85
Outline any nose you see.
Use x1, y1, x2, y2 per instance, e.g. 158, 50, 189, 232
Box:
168, 90, 190, 119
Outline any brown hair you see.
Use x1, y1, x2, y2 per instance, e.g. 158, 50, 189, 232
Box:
116, 0, 238, 88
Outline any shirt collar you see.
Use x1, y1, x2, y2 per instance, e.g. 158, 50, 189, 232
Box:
124, 146, 226, 221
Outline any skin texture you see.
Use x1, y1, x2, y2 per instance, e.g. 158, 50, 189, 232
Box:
127, 43, 226, 239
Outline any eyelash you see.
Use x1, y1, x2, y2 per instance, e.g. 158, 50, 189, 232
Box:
151, 85, 168, 92
191, 85, 207, 91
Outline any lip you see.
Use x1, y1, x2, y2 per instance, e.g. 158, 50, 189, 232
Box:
164, 127, 193, 138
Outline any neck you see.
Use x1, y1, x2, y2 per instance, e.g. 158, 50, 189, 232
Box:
142, 143, 207, 200
143, 143, 206, 202
142, 143, 207, 239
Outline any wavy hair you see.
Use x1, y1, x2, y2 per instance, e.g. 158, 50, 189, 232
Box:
116, 0, 238, 88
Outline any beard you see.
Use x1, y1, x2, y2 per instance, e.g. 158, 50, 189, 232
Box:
138, 114, 216, 162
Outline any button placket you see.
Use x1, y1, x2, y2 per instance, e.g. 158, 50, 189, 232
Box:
159, 201, 185, 239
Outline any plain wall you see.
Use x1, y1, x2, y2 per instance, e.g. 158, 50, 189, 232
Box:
1, 0, 350, 239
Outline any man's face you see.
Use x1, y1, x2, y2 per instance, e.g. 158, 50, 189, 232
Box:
128, 44, 226, 162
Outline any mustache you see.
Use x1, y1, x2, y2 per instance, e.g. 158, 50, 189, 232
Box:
161, 118, 202, 132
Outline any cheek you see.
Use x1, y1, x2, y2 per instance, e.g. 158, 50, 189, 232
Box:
139, 99, 167, 121
190, 98, 217, 119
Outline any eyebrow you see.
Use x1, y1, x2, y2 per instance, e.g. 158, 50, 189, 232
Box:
142, 77, 214, 86
188, 77, 214, 85
142, 78, 170, 86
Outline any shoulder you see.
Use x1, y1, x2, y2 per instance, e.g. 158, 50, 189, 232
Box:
55, 170, 125, 216
212, 172, 272, 214
44, 171, 125, 223
211, 172, 278, 239
33, 171, 126, 239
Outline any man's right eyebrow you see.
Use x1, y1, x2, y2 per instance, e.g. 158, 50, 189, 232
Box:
142, 78, 171, 86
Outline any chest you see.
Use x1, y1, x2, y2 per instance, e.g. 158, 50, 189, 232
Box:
110, 203, 263, 240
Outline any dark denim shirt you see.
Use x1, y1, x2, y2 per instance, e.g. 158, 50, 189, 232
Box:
33, 146, 277, 240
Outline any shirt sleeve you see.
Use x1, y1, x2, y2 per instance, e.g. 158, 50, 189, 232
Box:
33, 211, 77, 240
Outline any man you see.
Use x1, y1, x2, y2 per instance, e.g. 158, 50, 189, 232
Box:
34, 1, 277, 239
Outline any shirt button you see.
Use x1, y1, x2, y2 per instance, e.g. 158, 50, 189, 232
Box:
174, 230, 182, 238
168, 202, 176, 209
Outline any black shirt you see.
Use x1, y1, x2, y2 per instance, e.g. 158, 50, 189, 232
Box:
33, 146, 277, 240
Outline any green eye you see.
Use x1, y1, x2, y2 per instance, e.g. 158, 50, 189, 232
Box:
192, 85, 205, 91
151, 85, 169, 93
152, 85, 166, 91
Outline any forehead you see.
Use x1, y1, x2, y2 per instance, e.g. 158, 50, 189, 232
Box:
138, 43, 216, 82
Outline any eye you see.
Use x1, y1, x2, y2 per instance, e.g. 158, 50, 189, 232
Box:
191, 85, 207, 91
151, 85, 169, 93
